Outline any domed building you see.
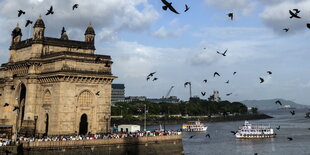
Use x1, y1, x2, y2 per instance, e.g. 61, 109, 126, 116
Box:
0, 16, 116, 136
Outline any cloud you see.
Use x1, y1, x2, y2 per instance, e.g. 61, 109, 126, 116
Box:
260, 0, 310, 33
0, 0, 159, 40
152, 19, 190, 38
204, 0, 257, 15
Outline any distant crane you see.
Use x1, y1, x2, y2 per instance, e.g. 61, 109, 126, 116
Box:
164, 86, 174, 98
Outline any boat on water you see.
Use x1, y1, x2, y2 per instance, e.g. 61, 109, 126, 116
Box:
235, 121, 276, 139
182, 120, 207, 132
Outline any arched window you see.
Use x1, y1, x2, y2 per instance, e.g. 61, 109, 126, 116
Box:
43, 90, 52, 105
77, 90, 93, 105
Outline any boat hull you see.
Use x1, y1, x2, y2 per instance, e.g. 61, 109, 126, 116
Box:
235, 133, 276, 139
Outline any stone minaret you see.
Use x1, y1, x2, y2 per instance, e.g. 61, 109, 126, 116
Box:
11, 23, 22, 45
33, 16, 45, 40
84, 24, 95, 43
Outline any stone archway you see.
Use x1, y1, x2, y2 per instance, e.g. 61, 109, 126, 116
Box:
79, 114, 88, 135
17, 83, 26, 131
44, 113, 49, 136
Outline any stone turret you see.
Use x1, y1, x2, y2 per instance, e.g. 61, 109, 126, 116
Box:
84, 24, 95, 43
33, 16, 45, 40
11, 23, 22, 45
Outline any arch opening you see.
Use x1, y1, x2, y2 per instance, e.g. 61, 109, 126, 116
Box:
79, 114, 88, 135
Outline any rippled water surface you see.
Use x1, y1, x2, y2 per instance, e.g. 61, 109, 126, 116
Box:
151, 109, 310, 155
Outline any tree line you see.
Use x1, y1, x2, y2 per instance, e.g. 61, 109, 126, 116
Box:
111, 99, 250, 118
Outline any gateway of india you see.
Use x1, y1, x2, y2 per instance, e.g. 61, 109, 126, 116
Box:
0, 16, 116, 136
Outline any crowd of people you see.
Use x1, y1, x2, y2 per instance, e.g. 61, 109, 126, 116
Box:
0, 130, 182, 147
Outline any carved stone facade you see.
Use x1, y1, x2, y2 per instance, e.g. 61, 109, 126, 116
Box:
0, 17, 116, 136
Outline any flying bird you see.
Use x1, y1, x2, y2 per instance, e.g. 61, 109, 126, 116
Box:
72, 4, 79, 10
216, 49, 227, 56
283, 28, 289, 32
3, 103, 9, 107
290, 110, 295, 115
259, 77, 264, 83
225, 80, 229, 84
184, 4, 190, 12
267, 71, 272, 75
96, 91, 100, 96
287, 137, 293, 141
152, 77, 158, 81
161, 0, 180, 14
233, 72, 237, 75
230, 131, 237, 135
184, 82, 191, 87
276, 126, 280, 130
201, 92, 206, 96
13, 106, 19, 111
189, 135, 195, 139
203, 79, 208, 83
227, 12, 233, 20
226, 93, 232, 96
61, 27, 66, 35
289, 9, 301, 18
46, 6, 54, 15
148, 72, 156, 77
18, 10, 25, 17
214, 72, 220, 77
275, 100, 282, 106
25, 20, 33, 27
206, 133, 211, 138
146, 76, 150, 81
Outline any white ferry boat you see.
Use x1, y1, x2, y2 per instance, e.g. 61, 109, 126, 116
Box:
235, 121, 276, 139
182, 120, 207, 132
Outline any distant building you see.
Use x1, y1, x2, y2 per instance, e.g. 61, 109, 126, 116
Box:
118, 124, 140, 133
111, 84, 125, 103
147, 96, 180, 104
208, 91, 221, 102
189, 96, 200, 102
124, 96, 147, 102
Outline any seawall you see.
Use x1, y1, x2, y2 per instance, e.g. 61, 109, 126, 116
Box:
0, 135, 183, 155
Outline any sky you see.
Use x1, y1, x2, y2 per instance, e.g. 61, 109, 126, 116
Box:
0, 0, 310, 105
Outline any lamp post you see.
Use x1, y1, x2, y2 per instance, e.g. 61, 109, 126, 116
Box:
34, 115, 38, 137
144, 104, 147, 131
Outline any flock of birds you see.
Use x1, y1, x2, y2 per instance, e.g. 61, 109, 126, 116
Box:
17, 4, 79, 27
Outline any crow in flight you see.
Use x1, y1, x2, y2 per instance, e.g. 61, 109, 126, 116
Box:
61, 27, 66, 35
287, 137, 293, 141
13, 106, 19, 111
230, 131, 237, 135
161, 0, 180, 14
201, 92, 206, 96
225, 80, 229, 84
275, 100, 282, 106
203, 79, 208, 83
259, 77, 264, 83
214, 72, 220, 77
184, 4, 190, 12
206, 133, 211, 138
189, 135, 195, 139
216, 49, 227, 56
148, 72, 156, 77
96, 91, 100, 96
290, 110, 295, 115
46, 6, 54, 15
267, 71, 272, 75
226, 93, 232, 96
3, 103, 9, 107
289, 9, 301, 18
283, 28, 289, 32
307, 23, 310, 29
18, 10, 25, 17
73, 4, 79, 10
25, 20, 33, 27
146, 76, 150, 81
227, 13, 233, 20
152, 77, 158, 81
184, 82, 191, 87
276, 126, 280, 130
233, 72, 237, 75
